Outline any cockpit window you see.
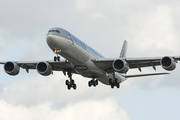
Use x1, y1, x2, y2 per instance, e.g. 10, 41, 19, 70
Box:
48, 30, 60, 33
56, 30, 60, 33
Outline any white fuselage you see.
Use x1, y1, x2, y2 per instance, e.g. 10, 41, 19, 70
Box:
46, 33, 126, 85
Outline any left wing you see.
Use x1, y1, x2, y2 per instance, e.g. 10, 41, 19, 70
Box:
91, 56, 180, 72
123, 72, 170, 78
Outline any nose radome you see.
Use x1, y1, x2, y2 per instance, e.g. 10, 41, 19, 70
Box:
46, 35, 54, 42
46, 35, 58, 50
46, 35, 69, 51
46, 35, 58, 45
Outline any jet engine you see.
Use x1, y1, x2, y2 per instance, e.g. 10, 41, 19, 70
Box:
161, 56, 176, 71
113, 59, 129, 73
4, 61, 20, 76
36, 62, 52, 76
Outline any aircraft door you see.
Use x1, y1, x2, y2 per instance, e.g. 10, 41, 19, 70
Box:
68, 32, 74, 45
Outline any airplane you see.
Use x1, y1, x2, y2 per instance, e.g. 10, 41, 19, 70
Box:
0, 27, 180, 90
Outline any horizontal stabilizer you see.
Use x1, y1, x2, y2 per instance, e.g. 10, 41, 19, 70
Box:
123, 73, 169, 78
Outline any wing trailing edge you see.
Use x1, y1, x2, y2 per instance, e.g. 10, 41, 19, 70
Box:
123, 72, 169, 78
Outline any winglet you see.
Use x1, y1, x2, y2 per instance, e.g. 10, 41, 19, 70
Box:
119, 40, 128, 58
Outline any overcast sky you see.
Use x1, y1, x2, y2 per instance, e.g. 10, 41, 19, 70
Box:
0, 0, 180, 120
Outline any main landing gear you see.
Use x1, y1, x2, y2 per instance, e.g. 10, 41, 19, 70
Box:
88, 78, 98, 87
109, 72, 120, 89
65, 69, 77, 90
53, 48, 61, 62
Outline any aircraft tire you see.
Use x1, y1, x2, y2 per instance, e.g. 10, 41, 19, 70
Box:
88, 81, 91, 87
95, 80, 98, 85
73, 84, 77, 90
67, 84, 71, 90
65, 80, 69, 85
117, 83, 120, 88
54, 56, 57, 61
111, 84, 114, 89
93, 81, 96, 87
57, 56, 60, 61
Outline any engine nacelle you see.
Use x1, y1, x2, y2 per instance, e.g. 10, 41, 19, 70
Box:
36, 61, 52, 76
160, 56, 176, 71
4, 61, 20, 76
113, 59, 129, 73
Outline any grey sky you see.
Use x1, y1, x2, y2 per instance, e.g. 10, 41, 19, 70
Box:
0, 0, 180, 120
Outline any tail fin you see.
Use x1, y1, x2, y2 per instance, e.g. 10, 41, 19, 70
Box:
119, 40, 128, 58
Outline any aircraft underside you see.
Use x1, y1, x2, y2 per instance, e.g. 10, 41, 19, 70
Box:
1, 27, 180, 90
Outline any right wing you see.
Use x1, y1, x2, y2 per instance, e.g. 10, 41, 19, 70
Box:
0, 60, 77, 75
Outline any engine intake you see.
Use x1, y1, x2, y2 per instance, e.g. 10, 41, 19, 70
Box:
36, 62, 52, 76
113, 59, 129, 73
161, 56, 176, 71
4, 61, 20, 75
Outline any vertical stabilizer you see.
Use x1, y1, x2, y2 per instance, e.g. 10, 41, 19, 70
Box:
119, 40, 128, 58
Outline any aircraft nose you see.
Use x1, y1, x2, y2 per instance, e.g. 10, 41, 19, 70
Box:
46, 35, 69, 51
46, 35, 58, 49
46, 35, 54, 42
46, 35, 58, 45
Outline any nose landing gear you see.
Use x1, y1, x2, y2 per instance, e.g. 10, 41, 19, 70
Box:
54, 56, 60, 61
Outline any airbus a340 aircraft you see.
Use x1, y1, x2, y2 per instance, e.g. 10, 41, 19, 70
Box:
1, 27, 180, 90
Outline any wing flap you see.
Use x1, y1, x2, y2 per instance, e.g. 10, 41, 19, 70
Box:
123, 73, 169, 78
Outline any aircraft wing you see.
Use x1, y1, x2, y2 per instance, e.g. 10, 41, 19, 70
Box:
0, 60, 77, 74
91, 56, 180, 72
123, 72, 170, 78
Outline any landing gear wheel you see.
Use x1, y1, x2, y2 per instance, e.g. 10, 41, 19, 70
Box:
93, 80, 98, 86
117, 83, 120, 88
65, 80, 69, 85
54, 56, 60, 61
88, 81, 91, 87
95, 80, 98, 85
54, 56, 57, 61
111, 84, 114, 88
93, 81, 96, 87
57, 56, 60, 61
88, 79, 99, 88
67, 84, 71, 90
73, 84, 77, 90
109, 77, 120, 89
